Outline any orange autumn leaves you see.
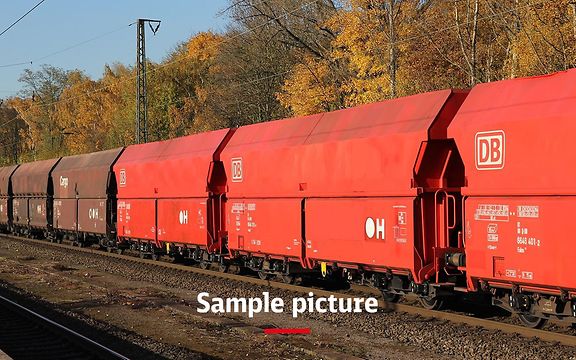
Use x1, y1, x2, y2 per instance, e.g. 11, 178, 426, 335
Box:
3, 0, 576, 164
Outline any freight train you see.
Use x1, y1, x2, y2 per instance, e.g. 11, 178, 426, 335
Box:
1, 69, 575, 329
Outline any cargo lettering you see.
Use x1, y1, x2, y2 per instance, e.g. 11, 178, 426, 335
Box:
503, 269, 533, 281
179, 210, 188, 225
88, 208, 99, 220
365, 217, 385, 240
516, 221, 540, 253
59, 176, 69, 189
474, 204, 509, 222
475, 130, 505, 170
517, 205, 539, 218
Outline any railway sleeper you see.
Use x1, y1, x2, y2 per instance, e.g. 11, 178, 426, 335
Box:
9, 231, 576, 330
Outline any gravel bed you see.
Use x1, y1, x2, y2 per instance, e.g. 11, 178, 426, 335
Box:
0, 281, 209, 360
3, 238, 576, 360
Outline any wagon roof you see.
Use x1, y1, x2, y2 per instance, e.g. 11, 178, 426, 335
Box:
0, 165, 19, 196
114, 129, 232, 198
52, 148, 124, 198
448, 69, 576, 195
221, 89, 467, 197
12, 158, 61, 196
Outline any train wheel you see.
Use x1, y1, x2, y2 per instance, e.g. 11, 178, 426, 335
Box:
199, 262, 210, 270
418, 296, 445, 310
139, 252, 147, 259
116, 248, 124, 255
257, 271, 269, 280
381, 291, 400, 303
281, 275, 295, 284
151, 253, 160, 261
518, 314, 547, 329
218, 263, 229, 273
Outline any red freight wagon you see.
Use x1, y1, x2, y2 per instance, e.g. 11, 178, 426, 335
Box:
220, 113, 322, 277
11, 158, 60, 237
220, 90, 468, 294
51, 148, 124, 245
113, 129, 233, 259
0, 165, 19, 231
448, 69, 576, 326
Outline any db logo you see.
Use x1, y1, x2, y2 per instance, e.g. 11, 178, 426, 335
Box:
475, 130, 505, 170
365, 217, 385, 240
231, 158, 243, 182
119, 169, 127, 187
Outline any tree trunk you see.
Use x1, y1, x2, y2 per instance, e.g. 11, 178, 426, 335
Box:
470, 0, 479, 85
570, 2, 576, 42
388, 0, 397, 98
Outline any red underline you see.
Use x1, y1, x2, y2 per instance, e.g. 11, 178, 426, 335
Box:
264, 328, 311, 335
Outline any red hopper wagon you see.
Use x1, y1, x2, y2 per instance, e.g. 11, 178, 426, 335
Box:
449, 69, 576, 326
220, 89, 469, 300
2, 66, 575, 328
113, 129, 234, 262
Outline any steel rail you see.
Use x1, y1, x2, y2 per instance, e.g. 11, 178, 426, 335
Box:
2, 234, 576, 347
0, 292, 129, 359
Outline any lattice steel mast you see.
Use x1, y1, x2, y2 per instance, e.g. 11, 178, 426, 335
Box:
136, 18, 160, 144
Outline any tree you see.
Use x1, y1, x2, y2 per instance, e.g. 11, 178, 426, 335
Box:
220, 0, 340, 119
0, 104, 25, 165
54, 70, 121, 154
10, 65, 73, 159
6, 1, 576, 161
508, 0, 576, 76
148, 32, 226, 138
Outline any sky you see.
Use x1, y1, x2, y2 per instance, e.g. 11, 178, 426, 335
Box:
0, 0, 230, 98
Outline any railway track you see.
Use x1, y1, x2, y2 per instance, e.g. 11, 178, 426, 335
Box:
0, 290, 129, 360
2, 234, 576, 348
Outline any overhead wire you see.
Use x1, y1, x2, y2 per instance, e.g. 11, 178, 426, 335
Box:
0, 22, 136, 71
0, 0, 47, 38
33, 22, 136, 64
0, 0, 322, 149
0, 0, 555, 150
1, 0, 322, 117
0, 61, 33, 69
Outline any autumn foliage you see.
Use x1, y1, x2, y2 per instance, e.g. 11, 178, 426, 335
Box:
1, 0, 575, 163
